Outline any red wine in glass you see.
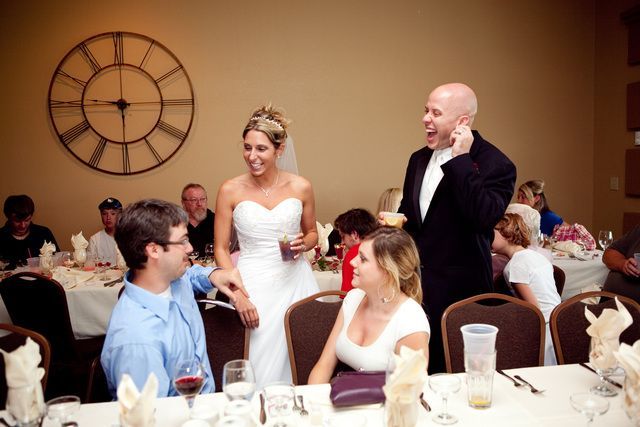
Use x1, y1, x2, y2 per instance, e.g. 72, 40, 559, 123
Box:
174, 360, 205, 410
175, 375, 204, 398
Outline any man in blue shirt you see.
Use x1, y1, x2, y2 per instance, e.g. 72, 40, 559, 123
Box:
101, 199, 249, 398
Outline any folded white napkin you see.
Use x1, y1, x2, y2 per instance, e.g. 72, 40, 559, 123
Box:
614, 340, 640, 419
0, 338, 45, 420
39, 241, 55, 257
316, 222, 333, 256
117, 373, 158, 427
51, 267, 95, 288
71, 232, 89, 250
552, 240, 583, 256
116, 246, 127, 271
586, 297, 633, 370
384, 346, 427, 427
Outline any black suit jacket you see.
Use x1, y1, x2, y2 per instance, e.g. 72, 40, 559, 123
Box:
399, 131, 516, 322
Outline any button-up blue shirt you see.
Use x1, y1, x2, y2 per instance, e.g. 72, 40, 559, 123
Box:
101, 265, 215, 398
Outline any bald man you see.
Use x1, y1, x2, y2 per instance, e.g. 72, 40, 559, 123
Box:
398, 83, 516, 373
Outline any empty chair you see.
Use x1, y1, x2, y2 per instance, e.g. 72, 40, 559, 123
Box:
441, 293, 546, 373
284, 290, 348, 385
198, 298, 249, 392
549, 291, 640, 365
0, 272, 104, 400
0, 323, 51, 410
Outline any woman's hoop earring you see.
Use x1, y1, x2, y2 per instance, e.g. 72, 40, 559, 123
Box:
377, 284, 397, 304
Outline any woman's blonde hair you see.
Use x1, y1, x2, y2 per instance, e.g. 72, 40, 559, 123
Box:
364, 227, 422, 304
495, 213, 531, 247
242, 103, 290, 148
518, 179, 550, 213
376, 188, 402, 214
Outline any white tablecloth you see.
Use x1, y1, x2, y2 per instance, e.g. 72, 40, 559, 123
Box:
312, 270, 342, 293
553, 251, 610, 300
29, 364, 629, 426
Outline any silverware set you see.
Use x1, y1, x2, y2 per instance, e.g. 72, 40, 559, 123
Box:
497, 370, 545, 394
293, 393, 309, 416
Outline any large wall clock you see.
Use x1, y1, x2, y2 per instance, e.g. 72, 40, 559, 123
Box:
48, 31, 194, 175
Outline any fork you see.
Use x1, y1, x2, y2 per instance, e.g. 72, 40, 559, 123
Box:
497, 369, 523, 387
292, 392, 302, 413
514, 374, 545, 394
298, 395, 309, 416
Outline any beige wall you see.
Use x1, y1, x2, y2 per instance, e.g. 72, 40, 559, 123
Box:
0, 0, 606, 251
594, 0, 640, 238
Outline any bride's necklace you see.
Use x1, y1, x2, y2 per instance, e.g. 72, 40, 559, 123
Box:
253, 170, 279, 198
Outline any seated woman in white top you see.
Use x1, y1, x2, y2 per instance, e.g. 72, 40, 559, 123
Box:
492, 213, 561, 366
308, 227, 430, 383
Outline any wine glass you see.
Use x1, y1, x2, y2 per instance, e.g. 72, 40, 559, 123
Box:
6, 384, 45, 427
334, 244, 345, 262
61, 253, 74, 269
46, 395, 80, 426
598, 230, 613, 251
570, 392, 609, 426
263, 382, 295, 427
188, 251, 199, 263
222, 359, 256, 402
429, 373, 461, 425
205, 243, 215, 264
173, 360, 205, 412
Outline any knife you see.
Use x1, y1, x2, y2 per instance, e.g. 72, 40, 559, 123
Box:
259, 391, 267, 424
103, 276, 124, 287
579, 362, 623, 388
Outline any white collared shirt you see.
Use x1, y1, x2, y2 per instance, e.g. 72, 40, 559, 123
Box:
419, 147, 453, 220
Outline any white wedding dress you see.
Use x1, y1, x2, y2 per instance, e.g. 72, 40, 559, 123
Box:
233, 197, 319, 388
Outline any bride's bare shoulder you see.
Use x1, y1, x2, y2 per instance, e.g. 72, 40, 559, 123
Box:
219, 174, 252, 195
282, 172, 312, 191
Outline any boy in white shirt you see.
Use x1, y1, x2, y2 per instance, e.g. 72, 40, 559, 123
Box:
87, 197, 122, 265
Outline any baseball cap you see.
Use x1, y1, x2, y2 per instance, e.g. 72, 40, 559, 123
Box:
98, 197, 123, 211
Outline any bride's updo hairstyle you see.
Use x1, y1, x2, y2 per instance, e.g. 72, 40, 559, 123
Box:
242, 104, 291, 149
364, 227, 423, 304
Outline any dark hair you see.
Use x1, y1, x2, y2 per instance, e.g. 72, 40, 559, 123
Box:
334, 208, 378, 238
114, 199, 188, 271
3, 195, 35, 220
363, 227, 422, 304
495, 213, 531, 247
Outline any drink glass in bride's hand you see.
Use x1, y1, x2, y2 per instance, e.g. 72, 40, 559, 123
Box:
174, 360, 205, 412
222, 359, 256, 402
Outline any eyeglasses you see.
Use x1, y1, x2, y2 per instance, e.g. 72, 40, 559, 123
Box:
182, 197, 207, 204
156, 239, 191, 248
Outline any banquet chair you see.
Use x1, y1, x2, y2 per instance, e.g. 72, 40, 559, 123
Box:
0, 272, 104, 400
549, 291, 640, 365
441, 293, 545, 373
85, 355, 111, 403
0, 323, 51, 410
284, 290, 350, 385
197, 297, 250, 392
552, 265, 566, 296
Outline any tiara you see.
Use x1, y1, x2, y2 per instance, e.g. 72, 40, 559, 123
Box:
250, 115, 284, 130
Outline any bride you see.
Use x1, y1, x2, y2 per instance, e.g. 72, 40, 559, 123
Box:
214, 104, 320, 387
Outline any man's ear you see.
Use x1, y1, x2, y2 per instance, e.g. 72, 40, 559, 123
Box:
458, 115, 470, 126
145, 243, 161, 261
351, 232, 360, 243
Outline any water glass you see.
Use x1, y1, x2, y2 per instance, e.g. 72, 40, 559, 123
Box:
464, 350, 496, 409
263, 382, 295, 426
6, 384, 45, 427
46, 395, 80, 426
598, 230, 613, 251
222, 359, 256, 402
570, 392, 609, 426
204, 243, 215, 264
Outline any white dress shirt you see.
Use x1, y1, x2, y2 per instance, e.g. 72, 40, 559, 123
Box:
419, 147, 453, 220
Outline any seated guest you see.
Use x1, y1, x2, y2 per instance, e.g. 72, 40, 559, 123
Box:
376, 187, 402, 214
308, 227, 430, 383
492, 213, 560, 365
505, 203, 552, 260
101, 199, 247, 397
181, 183, 215, 255
87, 197, 122, 265
0, 195, 58, 268
603, 224, 640, 303
517, 180, 566, 236
334, 209, 378, 294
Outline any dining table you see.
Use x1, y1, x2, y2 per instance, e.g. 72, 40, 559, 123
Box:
552, 250, 610, 300
23, 363, 631, 426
